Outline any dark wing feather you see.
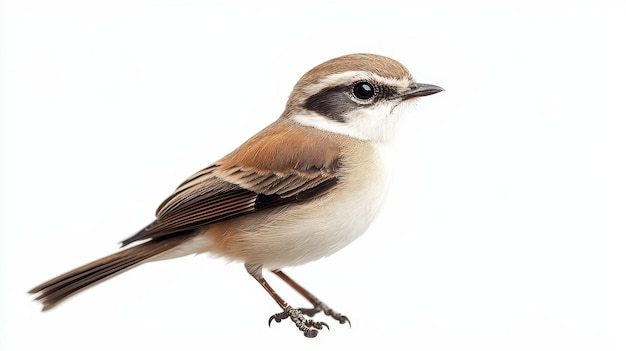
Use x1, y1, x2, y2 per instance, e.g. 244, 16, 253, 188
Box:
121, 121, 342, 247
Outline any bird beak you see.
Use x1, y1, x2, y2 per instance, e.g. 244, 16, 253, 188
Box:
393, 83, 444, 100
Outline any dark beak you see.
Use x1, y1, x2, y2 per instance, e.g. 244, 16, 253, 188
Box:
393, 83, 444, 100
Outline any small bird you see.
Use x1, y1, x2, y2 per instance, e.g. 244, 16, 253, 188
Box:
29, 53, 443, 337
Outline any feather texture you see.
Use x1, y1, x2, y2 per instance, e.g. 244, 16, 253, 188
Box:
29, 234, 193, 311
120, 120, 342, 247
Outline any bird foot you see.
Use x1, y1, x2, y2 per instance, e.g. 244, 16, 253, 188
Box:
268, 306, 329, 338
298, 302, 351, 327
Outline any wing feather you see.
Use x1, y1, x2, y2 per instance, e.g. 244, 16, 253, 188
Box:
121, 121, 342, 247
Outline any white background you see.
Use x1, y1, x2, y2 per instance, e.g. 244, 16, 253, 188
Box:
1, 1, 625, 350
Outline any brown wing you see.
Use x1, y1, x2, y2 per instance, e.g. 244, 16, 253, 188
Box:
120, 121, 342, 247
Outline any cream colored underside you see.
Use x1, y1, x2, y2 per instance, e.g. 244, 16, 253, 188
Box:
155, 140, 390, 269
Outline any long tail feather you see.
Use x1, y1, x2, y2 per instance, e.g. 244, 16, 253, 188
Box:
29, 235, 191, 311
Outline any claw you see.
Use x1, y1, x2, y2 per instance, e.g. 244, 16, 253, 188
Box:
268, 311, 289, 326
325, 310, 350, 327
267, 307, 328, 338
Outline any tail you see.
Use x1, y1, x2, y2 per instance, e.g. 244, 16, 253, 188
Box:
29, 235, 191, 311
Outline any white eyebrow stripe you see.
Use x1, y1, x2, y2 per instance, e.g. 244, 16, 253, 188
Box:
305, 71, 413, 95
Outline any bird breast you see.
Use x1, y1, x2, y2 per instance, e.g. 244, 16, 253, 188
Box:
201, 140, 391, 269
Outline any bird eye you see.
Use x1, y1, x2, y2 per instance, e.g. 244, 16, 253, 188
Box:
352, 81, 376, 101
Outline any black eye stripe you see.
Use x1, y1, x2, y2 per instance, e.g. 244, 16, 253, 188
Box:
303, 81, 392, 122
303, 85, 354, 122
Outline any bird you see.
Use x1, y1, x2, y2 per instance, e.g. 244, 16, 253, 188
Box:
28, 53, 443, 338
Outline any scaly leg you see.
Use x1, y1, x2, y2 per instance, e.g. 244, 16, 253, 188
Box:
245, 263, 329, 338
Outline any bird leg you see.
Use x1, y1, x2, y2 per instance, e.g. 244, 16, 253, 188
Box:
245, 263, 328, 338
272, 269, 351, 327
